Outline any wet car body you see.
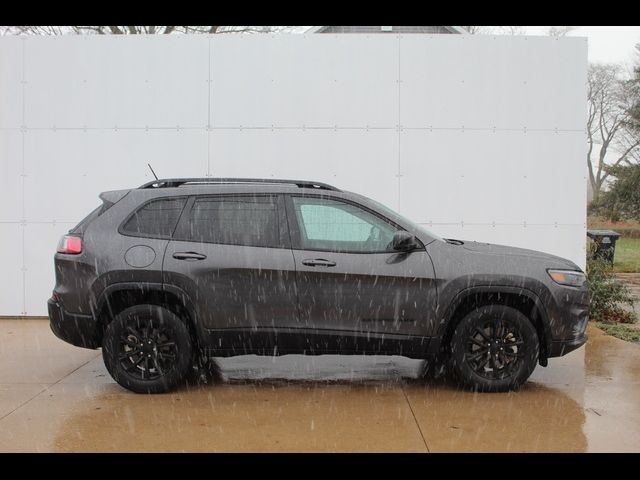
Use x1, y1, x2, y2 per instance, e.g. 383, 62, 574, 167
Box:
48, 178, 588, 392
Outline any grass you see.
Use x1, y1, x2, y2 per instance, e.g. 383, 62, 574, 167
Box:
612, 237, 640, 273
595, 321, 640, 343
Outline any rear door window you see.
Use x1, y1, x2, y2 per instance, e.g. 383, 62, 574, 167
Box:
176, 195, 282, 248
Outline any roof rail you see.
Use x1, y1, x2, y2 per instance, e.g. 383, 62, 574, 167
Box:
138, 178, 341, 191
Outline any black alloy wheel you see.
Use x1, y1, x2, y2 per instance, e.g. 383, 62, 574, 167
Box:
450, 304, 539, 392
464, 319, 525, 380
102, 304, 193, 394
118, 320, 179, 381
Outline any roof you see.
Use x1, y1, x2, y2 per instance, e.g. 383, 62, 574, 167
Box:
138, 178, 341, 191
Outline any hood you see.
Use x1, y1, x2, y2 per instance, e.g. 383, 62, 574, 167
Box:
455, 240, 581, 270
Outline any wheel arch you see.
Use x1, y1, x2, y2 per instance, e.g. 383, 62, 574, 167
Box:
95, 282, 200, 347
438, 286, 552, 365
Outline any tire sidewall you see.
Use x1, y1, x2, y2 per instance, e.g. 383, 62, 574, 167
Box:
102, 304, 193, 394
450, 305, 539, 392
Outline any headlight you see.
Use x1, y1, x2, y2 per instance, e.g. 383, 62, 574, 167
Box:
547, 269, 586, 287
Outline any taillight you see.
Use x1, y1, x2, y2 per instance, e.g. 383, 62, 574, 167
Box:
57, 235, 83, 254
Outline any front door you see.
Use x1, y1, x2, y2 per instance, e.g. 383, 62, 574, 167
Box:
286, 195, 438, 340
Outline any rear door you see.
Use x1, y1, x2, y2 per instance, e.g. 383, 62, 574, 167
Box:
286, 194, 438, 338
163, 194, 299, 335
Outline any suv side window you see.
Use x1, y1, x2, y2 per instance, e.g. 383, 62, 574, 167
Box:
178, 195, 282, 248
290, 196, 398, 253
121, 197, 187, 239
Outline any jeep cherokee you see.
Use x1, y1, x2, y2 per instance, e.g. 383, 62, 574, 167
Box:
48, 178, 589, 393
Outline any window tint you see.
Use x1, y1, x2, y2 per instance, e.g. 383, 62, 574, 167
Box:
122, 197, 187, 238
181, 196, 280, 248
292, 197, 397, 252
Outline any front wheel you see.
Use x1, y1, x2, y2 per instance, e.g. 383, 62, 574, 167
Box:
449, 305, 539, 392
102, 305, 193, 394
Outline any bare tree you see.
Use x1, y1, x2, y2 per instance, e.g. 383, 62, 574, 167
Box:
496, 26, 526, 36
628, 44, 640, 134
461, 26, 492, 35
1, 26, 293, 36
463, 26, 526, 35
465, 26, 577, 37
1, 26, 74, 35
546, 26, 576, 37
587, 64, 640, 202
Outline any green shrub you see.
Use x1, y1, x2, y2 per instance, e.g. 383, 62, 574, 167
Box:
586, 247, 636, 323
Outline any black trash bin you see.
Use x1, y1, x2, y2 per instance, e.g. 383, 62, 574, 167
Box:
587, 229, 621, 264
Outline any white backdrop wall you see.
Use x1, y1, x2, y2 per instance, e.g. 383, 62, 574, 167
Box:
0, 34, 587, 316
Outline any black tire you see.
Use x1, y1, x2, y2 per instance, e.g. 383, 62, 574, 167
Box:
419, 353, 449, 381
449, 305, 539, 392
185, 350, 224, 387
102, 304, 193, 394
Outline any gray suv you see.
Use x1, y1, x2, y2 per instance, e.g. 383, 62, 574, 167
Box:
48, 178, 589, 393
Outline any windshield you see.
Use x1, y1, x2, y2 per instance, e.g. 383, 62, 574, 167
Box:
359, 195, 445, 243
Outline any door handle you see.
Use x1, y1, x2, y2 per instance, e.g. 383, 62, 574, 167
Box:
302, 258, 337, 267
173, 252, 207, 261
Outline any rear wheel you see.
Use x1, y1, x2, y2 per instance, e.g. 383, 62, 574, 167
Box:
102, 304, 193, 393
449, 305, 539, 392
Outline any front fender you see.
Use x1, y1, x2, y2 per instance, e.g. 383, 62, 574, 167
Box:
437, 283, 553, 358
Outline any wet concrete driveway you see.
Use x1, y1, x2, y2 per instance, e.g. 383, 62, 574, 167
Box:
0, 319, 638, 452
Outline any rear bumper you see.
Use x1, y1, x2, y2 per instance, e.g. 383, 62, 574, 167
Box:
548, 333, 588, 357
48, 298, 101, 349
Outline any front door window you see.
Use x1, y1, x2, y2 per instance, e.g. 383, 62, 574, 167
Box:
291, 197, 397, 253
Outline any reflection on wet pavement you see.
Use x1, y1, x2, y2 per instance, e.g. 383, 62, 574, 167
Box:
0, 320, 638, 452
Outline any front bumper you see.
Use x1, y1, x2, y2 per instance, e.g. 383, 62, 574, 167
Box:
48, 298, 101, 349
548, 333, 588, 357
545, 283, 589, 358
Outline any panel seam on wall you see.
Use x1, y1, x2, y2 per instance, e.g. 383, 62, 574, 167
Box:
397, 35, 402, 213
21, 37, 26, 315
11, 126, 588, 133
207, 37, 212, 177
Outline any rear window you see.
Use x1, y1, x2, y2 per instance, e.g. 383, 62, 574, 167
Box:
177, 196, 281, 248
121, 197, 187, 239
70, 201, 113, 234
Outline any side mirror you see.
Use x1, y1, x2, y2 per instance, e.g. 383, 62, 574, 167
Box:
392, 231, 419, 252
